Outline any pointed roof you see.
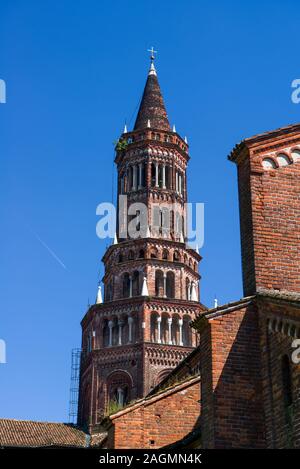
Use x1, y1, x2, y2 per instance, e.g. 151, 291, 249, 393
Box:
134, 60, 170, 131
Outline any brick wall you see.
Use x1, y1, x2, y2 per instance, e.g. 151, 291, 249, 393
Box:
196, 300, 265, 448
230, 128, 300, 295
257, 296, 300, 448
103, 377, 200, 449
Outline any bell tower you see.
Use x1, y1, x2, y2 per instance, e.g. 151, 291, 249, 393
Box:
78, 54, 203, 429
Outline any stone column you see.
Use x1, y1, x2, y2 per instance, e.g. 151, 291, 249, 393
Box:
163, 272, 167, 298
108, 320, 113, 347
178, 319, 183, 346
157, 316, 162, 343
179, 174, 182, 195
162, 164, 166, 189
168, 318, 173, 345
139, 163, 143, 189
155, 162, 159, 187
129, 275, 133, 298
117, 387, 124, 406
128, 316, 134, 343
176, 171, 178, 192
118, 319, 124, 346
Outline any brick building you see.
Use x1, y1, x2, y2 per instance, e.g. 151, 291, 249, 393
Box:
1, 58, 299, 449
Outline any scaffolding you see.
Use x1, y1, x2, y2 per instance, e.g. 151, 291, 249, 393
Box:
68, 348, 82, 424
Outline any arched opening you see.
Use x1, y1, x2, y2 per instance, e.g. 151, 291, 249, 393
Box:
155, 270, 164, 297
118, 253, 124, 263
186, 277, 190, 300
173, 250, 180, 262
182, 315, 192, 346
277, 153, 291, 167
161, 314, 169, 344
107, 371, 133, 412
162, 249, 168, 260
122, 273, 130, 298
166, 271, 175, 298
150, 313, 159, 343
128, 250, 134, 260
138, 249, 145, 259
132, 271, 141, 296
103, 319, 109, 347
262, 157, 276, 169
111, 317, 118, 346
172, 314, 180, 345
151, 163, 156, 187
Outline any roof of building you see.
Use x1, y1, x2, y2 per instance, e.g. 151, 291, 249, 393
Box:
228, 122, 300, 162
134, 60, 170, 131
0, 419, 97, 448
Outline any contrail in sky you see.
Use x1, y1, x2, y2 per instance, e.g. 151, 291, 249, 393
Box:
28, 227, 67, 270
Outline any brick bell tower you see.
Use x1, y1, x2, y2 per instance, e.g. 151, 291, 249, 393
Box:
78, 54, 203, 429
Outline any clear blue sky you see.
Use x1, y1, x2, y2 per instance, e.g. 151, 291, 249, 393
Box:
1, 0, 300, 422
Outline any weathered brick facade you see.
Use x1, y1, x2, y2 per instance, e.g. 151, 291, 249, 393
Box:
229, 125, 300, 296
102, 376, 200, 449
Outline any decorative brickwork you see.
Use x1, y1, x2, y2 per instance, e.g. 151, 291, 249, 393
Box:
229, 124, 300, 296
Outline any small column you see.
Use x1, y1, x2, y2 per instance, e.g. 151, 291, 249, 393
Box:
162, 164, 166, 189
168, 318, 173, 345
155, 162, 159, 187
178, 319, 183, 346
138, 163, 143, 189
175, 171, 178, 192
117, 387, 124, 406
118, 319, 124, 346
179, 174, 182, 195
129, 275, 133, 298
133, 165, 137, 191
163, 272, 167, 298
108, 320, 113, 347
157, 316, 162, 343
128, 316, 134, 343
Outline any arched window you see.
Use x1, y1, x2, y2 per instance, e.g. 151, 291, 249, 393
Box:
173, 250, 180, 262
161, 315, 169, 344
186, 278, 190, 300
107, 371, 133, 410
128, 250, 134, 260
291, 149, 300, 162
182, 316, 192, 346
162, 249, 168, 260
166, 271, 175, 298
151, 163, 156, 187
262, 157, 276, 169
123, 273, 130, 298
132, 271, 140, 296
103, 319, 109, 347
138, 249, 145, 259
277, 153, 291, 167
118, 253, 124, 263
171, 314, 180, 345
150, 313, 159, 343
155, 270, 164, 297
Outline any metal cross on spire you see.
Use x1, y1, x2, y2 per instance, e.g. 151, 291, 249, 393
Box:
147, 46, 157, 62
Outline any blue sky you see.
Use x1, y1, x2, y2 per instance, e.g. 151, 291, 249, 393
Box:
1, 0, 300, 422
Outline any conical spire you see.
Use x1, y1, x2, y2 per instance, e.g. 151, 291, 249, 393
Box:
134, 52, 170, 131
